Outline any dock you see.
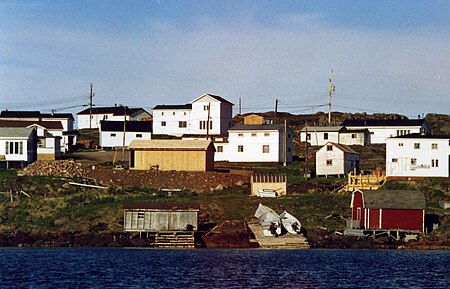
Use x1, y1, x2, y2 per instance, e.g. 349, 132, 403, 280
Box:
247, 221, 310, 249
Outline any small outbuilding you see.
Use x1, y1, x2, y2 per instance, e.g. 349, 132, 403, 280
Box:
315, 142, 359, 177
123, 203, 200, 232
350, 189, 426, 233
129, 139, 215, 171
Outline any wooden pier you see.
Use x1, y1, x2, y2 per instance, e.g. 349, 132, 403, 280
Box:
247, 221, 310, 249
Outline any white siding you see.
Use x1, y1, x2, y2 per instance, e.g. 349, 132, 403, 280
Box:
78, 113, 129, 129
316, 143, 359, 176
100, 131, 152, 148
152, 109, 191, 136
300, 131, 339, 146
347, 125, 428, 144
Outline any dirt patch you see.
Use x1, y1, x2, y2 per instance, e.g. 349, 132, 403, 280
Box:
88, 169, 251, 193
201, 220, 257, 248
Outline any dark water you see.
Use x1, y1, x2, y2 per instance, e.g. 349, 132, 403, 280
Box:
0, 248, 449, 288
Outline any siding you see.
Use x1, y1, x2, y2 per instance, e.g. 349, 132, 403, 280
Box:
133, 150, 210, 171
381, 209, 423, 231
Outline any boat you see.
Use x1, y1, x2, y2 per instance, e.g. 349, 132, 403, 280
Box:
280, 211, 302, 234
255, 204, 282, 236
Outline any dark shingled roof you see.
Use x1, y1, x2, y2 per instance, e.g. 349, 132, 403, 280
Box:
78, 106, 148, 116
341, 119, 426, 127
0, 110, 74, 120
152, 104, 192, 110
326, 142, 358, 154
123, 203, 200, 210
229, 123, 289, 131
360, 190, 426, 210
100, 120, 152, 132
201, 94, 234, 105
0, 120, 63, 130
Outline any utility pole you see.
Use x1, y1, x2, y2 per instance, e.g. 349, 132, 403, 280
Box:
328, 69, 335, 124
283, 119, 287, 167
274, 99, 278, 123
238, 97, 241, 115
122, 106, 127, 162
305, 126, 309, 180
89, 82, 94, 130
206, 102, 211, 139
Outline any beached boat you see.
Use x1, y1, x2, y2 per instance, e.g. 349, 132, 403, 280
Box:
255, 204, 282, 236
280, 211, 302, 234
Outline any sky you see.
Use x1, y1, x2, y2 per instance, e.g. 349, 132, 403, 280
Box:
0, 0, 449, 119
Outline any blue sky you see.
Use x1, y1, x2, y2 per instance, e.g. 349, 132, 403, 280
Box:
1, 0, 449, 118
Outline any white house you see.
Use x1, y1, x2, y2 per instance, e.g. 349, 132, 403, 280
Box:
0, 110, 76, 152
386, 134, 450, 178
215, 123, 293, 163
99, 120, 152, 148
341, 119, 431, 144
315, 142, 360, 177
152, 94, 233, 137
300, 126, 369, 146
0, 127, 37, 168
77, 106, 151, 129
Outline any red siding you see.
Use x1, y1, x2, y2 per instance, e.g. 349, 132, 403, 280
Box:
381, 209, 424, 232
352, 191, 364, 228
367, 209, 380, 229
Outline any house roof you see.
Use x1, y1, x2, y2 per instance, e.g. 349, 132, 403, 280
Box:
129, 139, 212, 150
0, 110, 74, 120
123, 202, 200, 210
100, 120, 152, 132
324, 142, 358, 154
229, 123, 290, 131
341, 119, 426, 127
152, 104, 192, 110
0, 127, 34, 138
0, 120, 63, 130
191, 93, 234, 105
360, 190, 426, 210
77, 106, 147, 116
300, 126, 345, 132
391, 133, 450, 139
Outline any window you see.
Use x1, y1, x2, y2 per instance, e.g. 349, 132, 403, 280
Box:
432, 143, 438, 150
179, 121, 187, 128
392, 158, 398, 163
238, 133, 244, 137
324, 133, 328, 140
411, 158, 417, 166
199, 120, 212, 130
161, 112, 164, 116
184, 112, 187, 116
414, 143, 420, 149
217, 146, 223, 153
136, 134, 142, 138
399, 143, 404, 147
432, 159, 439, 167
251, 133, 257, 137
351, 133, 357, 139
262, 145, 269, 153
238, 145, 244, 152
264, 132, 270, 137
173, 112, 175, 116
161, 121, 166, 127
204, 105, 209, 111
110, 133, 117, 137
5, 141, 23, 155
326, 159, 333, 166
306, 133, 311, 140
287, 133, 292, 138
327, 145, 333, 151
287, 147, 291, 152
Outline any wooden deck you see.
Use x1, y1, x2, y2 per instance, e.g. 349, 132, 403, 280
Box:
247, 221, 310, 249
155, 232, 195, 248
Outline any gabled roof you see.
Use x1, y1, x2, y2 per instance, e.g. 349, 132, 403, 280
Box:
324, 142, 358, 154
100, 120, 152, 132
359, 190, 426, 210
123, 202, 200, 210
152, 104, 192, 110
0, 111, 74, 120
300, 126, 345, 132
0, 120, 63, 130
0, 127, 34, 138
128, 108, 151, 117
391, 133, 450, 139
191, 94, 234, 105
78, 106, 146, 116
341, 119, 426, 127
229, 123, 290, 131
129, 139, 212, 150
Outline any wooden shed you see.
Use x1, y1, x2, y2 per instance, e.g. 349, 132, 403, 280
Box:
123, 203, 200, 232
129, 139, 215, 171
350, 189, 426, 233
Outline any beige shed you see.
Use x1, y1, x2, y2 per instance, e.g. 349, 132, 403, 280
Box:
129, 139, 215, 171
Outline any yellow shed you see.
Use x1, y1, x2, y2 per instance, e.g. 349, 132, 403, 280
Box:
129, 139, 215, 171
244, 114, 265, 125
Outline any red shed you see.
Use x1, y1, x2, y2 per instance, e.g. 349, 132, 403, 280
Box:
351, 189, 426, 232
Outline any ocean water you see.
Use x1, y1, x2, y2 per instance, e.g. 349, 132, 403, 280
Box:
0, 248, 449, 289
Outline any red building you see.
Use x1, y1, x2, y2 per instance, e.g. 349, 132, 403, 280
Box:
351, 189, 426, 232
